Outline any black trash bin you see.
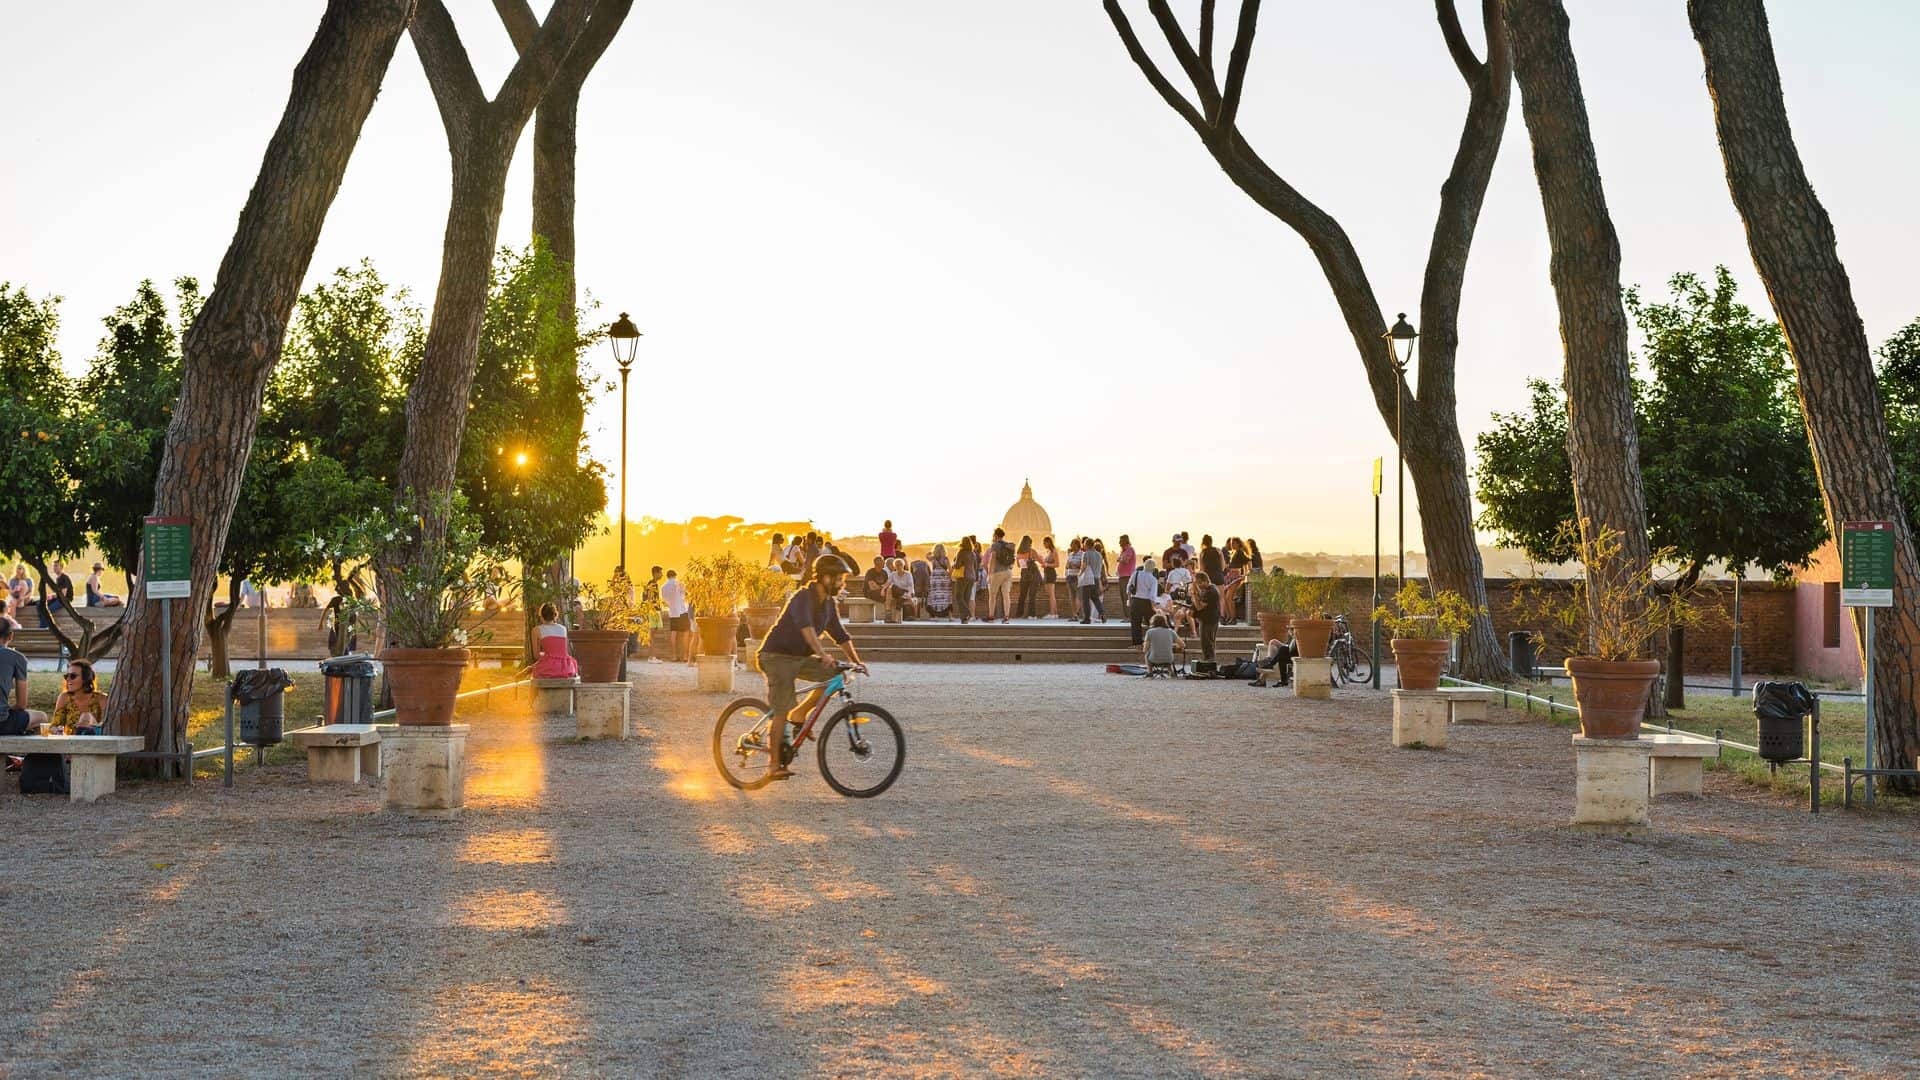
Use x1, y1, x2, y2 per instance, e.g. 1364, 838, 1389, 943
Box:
231, 668, 293, 748
319, 653, 376, 727
1753, 680, 1816, 763
1508, 631, 1537, 679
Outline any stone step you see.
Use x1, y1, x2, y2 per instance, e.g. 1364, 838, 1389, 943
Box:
853, 646, 1261, 665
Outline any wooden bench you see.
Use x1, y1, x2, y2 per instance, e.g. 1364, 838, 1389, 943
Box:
1646, 733, 1719, 796
1438, 686, 1496, 722
0, 735, 144, 802
841, 596, 878, 624
8, 629, 66, 659
467, 644, 525, 668
287, 724, 383, 784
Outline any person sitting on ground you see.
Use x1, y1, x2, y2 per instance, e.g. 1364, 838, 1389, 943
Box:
863, 557, 889, 604
1142, 613, 1182, 676
527, 602, 580, 680
757, 554, 868, 782
886, 558, 917, 619
52, 659, 107, 735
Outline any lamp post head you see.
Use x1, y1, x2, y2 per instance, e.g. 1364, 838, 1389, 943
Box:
1384, 313, 1417, 371
608, 312, 642, 372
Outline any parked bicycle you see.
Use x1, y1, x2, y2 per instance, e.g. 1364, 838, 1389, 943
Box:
712, 662, 905, 797
1326, 613, 1373, 686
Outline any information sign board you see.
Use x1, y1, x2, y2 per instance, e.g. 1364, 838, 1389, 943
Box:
1840, 520, 1895, 608
143, 516, 192, 599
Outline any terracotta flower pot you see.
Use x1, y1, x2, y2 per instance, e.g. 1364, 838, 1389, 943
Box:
1390, 638, 1450, 691
1256, 611, 1292, 646
381, 647, 468, 727
570, 628, 628, 683
1291, 617, 1335, 658
744, 604, 782, 641
1566, 657, 1660, 739
696, 614, 738, 657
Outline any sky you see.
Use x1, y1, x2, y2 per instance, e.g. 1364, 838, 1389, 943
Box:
4, 1, 1917, 556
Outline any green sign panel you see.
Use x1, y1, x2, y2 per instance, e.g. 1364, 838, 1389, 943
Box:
143, 516, 192, 599
1841, 520, 1895, 608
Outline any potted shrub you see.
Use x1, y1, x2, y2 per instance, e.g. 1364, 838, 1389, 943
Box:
1289, 576, 1344, 657
571, 568, 657, 683
1373, 582, 1479, 691
1513, 522, 1701, 739
742, 566, 791, 641
1246, 570, 1296, 645
345, 504, 514, 726
683, 552, 753, 657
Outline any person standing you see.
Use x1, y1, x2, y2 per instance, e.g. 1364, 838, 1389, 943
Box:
1016, 536, 1041, 619
952, 537, 977, 624
987, 528, 1016, 623
1221, 538, 1251, 623
1248, 538, 1264, 576
927, 544, 953, 618
878, 520, 900, 561
1199, 535, 1225, 590
1039, 536, 1061, 618
1126, 556, 1160, 645
1190, 570, 1222, 662
1115, 535, 1137, 581
1077, 539, 1106, 624
660, 569, 692, 664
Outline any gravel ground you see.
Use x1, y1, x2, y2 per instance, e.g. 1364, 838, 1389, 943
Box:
3, 663, 1917, 1078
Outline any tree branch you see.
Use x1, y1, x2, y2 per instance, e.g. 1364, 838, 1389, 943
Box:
496, 0, 630, 91
1198, 0, 1217, 77
1218, 0, 1262, 131
410, 0, 487, 140
1436, 0, 1484, 82
1146, 0, 1221, 117
1103, 0, 1207, 133
493, 0, 538, 51
492, 0, 597, 121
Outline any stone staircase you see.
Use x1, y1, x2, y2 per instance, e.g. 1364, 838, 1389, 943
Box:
840, 619, 1270, 665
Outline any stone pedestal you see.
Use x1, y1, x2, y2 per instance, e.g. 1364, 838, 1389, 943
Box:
1391, 689, 1450, 748
532, 677, 577, 719
575, 682, 631, 739
385, 724, 469, 817
68, 755, 119, 803
696, 654, 736, 693
1646, 735, 1718, 797
1292, 657, 1332, 700
1572, 736, 1652, 833
741, 639, 763, 674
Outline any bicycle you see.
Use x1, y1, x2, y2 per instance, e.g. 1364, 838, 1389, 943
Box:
1326, 614, 1373, 687
712, 662, 905, 797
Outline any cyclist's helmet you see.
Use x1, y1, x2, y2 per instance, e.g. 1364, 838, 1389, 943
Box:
810, 554, 849, 579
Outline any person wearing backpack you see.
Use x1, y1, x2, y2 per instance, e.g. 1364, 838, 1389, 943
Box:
987, 528, 1017, 624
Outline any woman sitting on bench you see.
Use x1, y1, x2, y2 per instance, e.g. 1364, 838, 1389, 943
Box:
526, 602, 579, 679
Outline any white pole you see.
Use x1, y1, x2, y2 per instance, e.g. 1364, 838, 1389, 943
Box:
1863, 608, 1876, 807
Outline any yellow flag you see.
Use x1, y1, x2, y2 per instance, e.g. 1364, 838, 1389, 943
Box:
1371, 457, 1383, 497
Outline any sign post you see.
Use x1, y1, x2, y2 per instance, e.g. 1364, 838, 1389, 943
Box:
1840, 521, 1895, 805
1371, 457, 1383, 691
142, 517, 192, 779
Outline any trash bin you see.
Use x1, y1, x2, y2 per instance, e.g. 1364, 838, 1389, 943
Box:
231, 668, 293, 748
1508, 631, 1537, 679
1753, 680, 1816, 763
319, 653, 376, 727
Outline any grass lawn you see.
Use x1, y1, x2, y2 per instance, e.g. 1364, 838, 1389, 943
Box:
23, 666, 525, 776
1498, 677, 1912, 810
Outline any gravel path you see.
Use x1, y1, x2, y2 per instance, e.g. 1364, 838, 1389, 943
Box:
3, 663, 1916, 1078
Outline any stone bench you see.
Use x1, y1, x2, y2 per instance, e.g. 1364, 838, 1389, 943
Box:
532, 677, 578, 719
1646, 733, 1719, 797
1438, 686, 1495, 722
288, 724, 383, 784
841, 596, 878, 624
0, 735, 144, 802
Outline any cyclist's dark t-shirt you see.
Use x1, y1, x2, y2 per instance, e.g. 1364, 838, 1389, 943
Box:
763, 586, 850, 656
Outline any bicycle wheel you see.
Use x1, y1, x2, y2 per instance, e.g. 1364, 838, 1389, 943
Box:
815, 702, 905, 798
713, 697, 777, 790
1345, 644, 1372, 685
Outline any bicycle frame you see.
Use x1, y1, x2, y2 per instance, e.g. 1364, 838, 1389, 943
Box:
782, 670, 853, 748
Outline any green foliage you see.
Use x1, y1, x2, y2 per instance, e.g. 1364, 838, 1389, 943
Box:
1509, 522, 1705, 661
1373, 582, 1480, 640
683, 552, 754, 616
1294, 575, 1343, 616
270, 260, 416, 487
576, 567, 660, 641
1475, 267, 1827, 578
1876, 317, 1920, 537
328, 496, 515, 650
743, 565, 794, 608
458, 242, 606, 573
1246, 570, 1297, 614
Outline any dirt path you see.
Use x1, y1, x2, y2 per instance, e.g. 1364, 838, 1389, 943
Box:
3, 664, 1916, 1077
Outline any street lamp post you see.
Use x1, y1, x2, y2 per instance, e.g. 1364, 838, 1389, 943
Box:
607, 313, 642, 576
1385, 314, 1418, 592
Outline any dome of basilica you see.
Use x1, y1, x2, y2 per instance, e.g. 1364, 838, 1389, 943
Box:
1000, 480, 1054, 542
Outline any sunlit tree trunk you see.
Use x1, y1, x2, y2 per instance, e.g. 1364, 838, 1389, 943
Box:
1691, 0, 1920, 787
104, 0, 416, 771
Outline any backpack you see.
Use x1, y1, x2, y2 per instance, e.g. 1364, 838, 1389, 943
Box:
20, 753, 69, 796
993, 542, 1015, 570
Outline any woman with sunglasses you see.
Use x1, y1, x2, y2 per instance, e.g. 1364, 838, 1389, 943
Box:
52, 660, 106, 734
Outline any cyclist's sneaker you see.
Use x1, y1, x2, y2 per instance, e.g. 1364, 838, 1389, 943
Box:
767, 768, 796, 781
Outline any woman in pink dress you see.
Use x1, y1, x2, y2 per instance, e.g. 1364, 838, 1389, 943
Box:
529, 603, 579, 679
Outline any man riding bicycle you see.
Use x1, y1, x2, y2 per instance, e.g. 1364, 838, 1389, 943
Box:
756, 554, 869, 781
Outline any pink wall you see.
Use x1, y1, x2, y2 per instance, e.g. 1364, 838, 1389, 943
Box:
1792, 540, 1863, 686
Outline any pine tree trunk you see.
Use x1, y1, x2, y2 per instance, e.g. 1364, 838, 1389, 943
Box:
207, 609, 233, 681
1691, 0, 1920, 788
532, 89, 583, 600
1504, 0, 1655, 648
1405, 415, 1507, 681
103, 0, 415, 771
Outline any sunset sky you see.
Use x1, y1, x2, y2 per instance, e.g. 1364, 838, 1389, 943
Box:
6, 1, 1917, 555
